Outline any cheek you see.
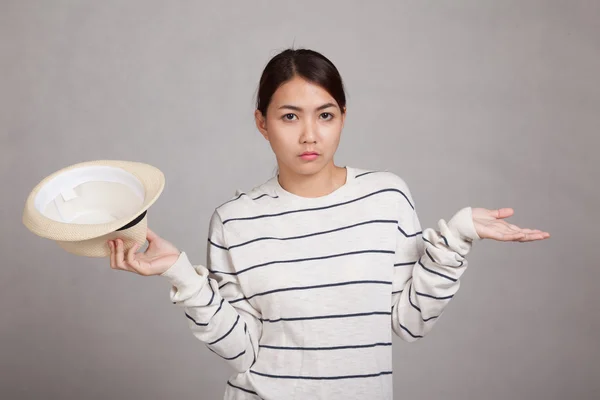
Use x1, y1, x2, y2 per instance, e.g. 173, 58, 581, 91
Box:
321, 123, 343, 144
267, 124, 298, 153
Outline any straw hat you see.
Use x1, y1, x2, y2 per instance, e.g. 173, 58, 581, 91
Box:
22, 160, 165, 257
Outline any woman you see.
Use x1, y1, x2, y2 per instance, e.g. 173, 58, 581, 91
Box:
108, 49, 550, 399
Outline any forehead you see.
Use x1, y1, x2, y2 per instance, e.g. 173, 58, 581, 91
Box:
270, 76, 335, 106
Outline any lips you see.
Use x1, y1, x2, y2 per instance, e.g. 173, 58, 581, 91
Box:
299, 151, 319, 161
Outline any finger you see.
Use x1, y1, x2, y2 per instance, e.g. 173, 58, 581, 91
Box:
519, 232, 551, 242
146, 228, 159, 243
494, 208, 514, 219
502, 232, 526, 241
108, 241, 116, 269
518, 233, 537, 242
126, 243, 141, 272
115, 239, 130, 271
509, 226, 548, 235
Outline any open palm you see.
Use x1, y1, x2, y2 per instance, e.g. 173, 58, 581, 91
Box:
472, 208, 550, 242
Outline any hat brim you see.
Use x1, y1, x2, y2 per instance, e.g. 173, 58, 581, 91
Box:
22, 160, 165, 242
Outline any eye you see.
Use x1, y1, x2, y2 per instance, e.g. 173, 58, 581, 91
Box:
320, 112, 334, 120
283, 113, 297, 121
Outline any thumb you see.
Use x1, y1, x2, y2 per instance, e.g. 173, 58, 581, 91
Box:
494, 208, 515, 219
146, 227, 160, 243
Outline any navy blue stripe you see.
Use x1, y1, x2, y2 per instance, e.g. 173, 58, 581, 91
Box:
230, 280, 393, 304
394, 261, 416, 267
211, 249, 395, 276
205, 281, 215, 306
423, 238, 463, 268
208, 315, 240, 345
425, 248, 437, 263
441, 235, 449, 247
392, 289, 403, 294
419, 235, 450, 247
355, 171, 378, 178
407, 282, 421, 313
207, 345, 246, 361
222, 188, 414, 224
184, 298, 224, 327
253, 193, 279, 201
212, 219, 397, 251
208, 238, 227, 250
226, 381, 259, 396
426, 248, 462, 269
407, 282, 440, 322
260, 310, 391, 323
219, 281, 232, 289
230, 296, 248, 304
222, 349, 246, 361
398, 225, 422, 237
218, 192, 279, 208
417, 258, 458, 282
219, 193, 244, 206
213, 298, 224, 317
185, 312, 208, 327
250, 369, 393, 380
399, 323, 423, 339
259, 342, 392, 351
415, 290, 454, 300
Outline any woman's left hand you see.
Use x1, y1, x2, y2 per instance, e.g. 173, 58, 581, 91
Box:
472, 208, 550, 242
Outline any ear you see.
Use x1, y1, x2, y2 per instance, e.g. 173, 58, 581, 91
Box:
254, 109, 269, 141
341, 106, 347, 128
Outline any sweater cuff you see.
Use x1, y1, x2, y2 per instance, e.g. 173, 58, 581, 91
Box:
446, 207, 481, 242
160, 251, 205, 287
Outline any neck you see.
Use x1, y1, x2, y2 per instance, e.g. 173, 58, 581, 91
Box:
277, 161, 347, 198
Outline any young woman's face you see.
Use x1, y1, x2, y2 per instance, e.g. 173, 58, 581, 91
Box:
255, 76, 346, 176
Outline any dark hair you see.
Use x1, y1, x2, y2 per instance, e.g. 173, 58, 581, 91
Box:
256, 48, 347, 116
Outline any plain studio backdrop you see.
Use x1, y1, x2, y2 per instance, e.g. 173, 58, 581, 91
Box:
1, 1, 598, 399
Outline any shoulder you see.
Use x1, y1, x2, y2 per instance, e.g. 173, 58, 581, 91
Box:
351, 166, 412, 192
211, 175, 279, 222
350, 166, 416, 209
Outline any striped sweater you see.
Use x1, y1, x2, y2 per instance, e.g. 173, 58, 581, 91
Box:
161, 166, 481, 399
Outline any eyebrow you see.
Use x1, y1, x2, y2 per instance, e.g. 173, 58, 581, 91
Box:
278, 103, 337, 112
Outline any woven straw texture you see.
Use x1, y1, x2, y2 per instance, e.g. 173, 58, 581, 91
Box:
57, 214, 148, 257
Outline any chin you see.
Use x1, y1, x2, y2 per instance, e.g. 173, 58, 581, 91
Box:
292, 159, 329, 175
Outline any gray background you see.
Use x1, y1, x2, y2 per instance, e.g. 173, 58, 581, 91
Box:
1, 1, 598, 399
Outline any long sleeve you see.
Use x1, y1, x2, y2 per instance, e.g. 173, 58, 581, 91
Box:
391, 186, 480, 341
160, 210, 262, 372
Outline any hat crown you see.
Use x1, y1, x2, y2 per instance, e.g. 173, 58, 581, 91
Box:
23, 160, 165, 256
34, 166, 145, 225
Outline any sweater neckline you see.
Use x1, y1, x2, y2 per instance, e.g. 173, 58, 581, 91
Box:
270, 166, 356, 205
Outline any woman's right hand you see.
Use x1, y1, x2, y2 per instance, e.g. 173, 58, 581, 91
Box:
108, 228, 181, 276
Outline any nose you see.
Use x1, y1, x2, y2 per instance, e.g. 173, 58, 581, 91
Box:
299, 118, 318, 144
